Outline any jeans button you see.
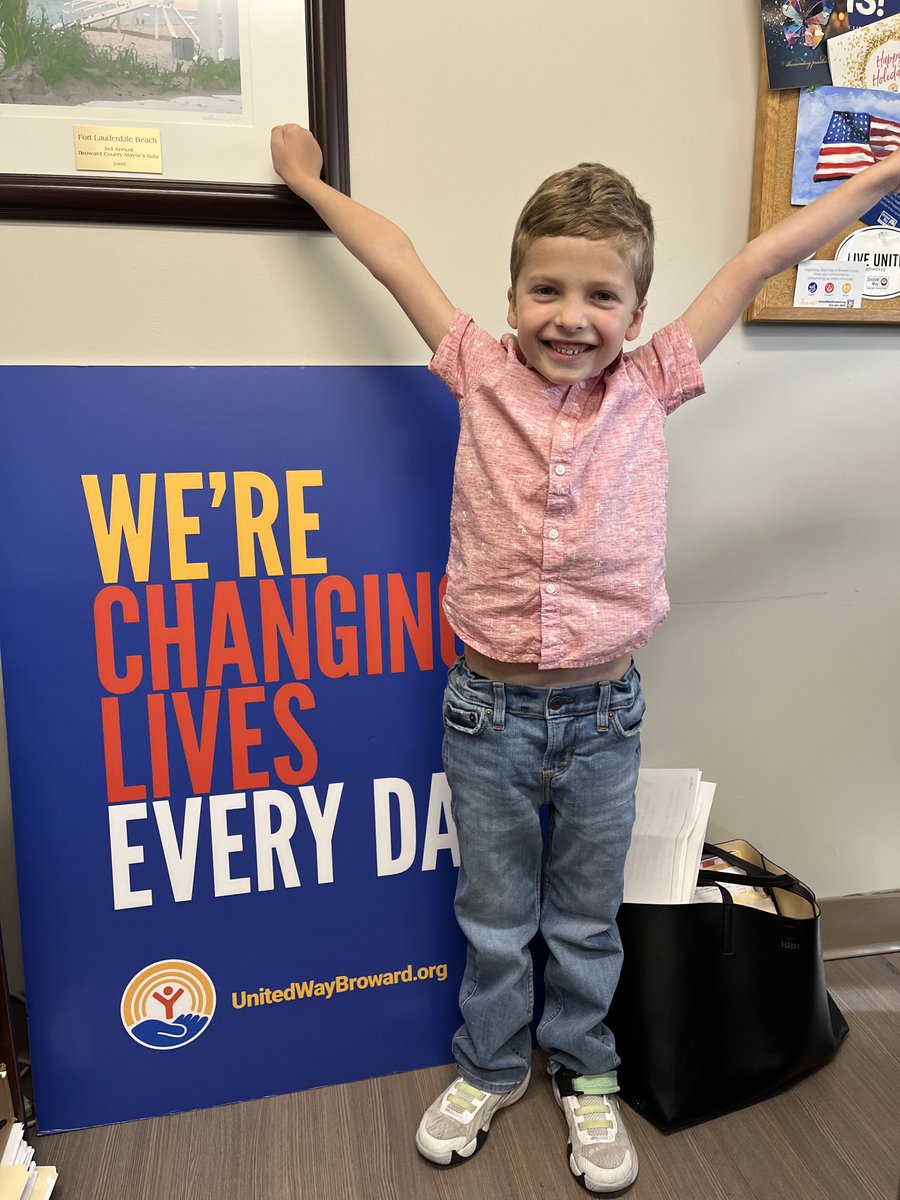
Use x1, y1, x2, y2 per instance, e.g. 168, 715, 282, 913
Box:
549, 695, 567, 710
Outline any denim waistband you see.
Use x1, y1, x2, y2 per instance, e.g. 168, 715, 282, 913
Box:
449, 657, 639, 728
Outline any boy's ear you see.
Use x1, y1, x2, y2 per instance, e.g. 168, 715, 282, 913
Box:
625, 299, 647, 342
507, 286, 518, 329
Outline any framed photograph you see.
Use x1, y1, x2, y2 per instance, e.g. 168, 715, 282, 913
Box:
747, 41, 900, 324
0, 0, 348, 229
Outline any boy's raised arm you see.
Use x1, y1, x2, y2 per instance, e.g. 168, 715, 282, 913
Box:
271, 124, 455, 353
682, 150, 900, 363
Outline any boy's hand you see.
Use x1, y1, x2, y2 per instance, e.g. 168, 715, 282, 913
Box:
271, 124, 323, 195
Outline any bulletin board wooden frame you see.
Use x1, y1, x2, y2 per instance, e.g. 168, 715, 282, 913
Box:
746, 46, 900, 325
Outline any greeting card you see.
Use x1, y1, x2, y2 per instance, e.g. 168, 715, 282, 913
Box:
791, 86, 900, 229
828, 13, 900, 88
758, 1, 900, 92
760, 0, 847, 89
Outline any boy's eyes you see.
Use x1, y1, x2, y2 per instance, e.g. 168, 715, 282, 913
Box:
530, 286, 618, 303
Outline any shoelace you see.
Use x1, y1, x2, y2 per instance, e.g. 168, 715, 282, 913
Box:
446, 1080, 487, 1114
574, 1098, 613, 1138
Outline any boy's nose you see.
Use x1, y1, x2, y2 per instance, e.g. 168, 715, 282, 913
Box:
555, 299, 587, 331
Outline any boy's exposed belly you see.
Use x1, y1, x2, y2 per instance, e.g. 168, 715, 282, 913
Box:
464, 644, 633, 686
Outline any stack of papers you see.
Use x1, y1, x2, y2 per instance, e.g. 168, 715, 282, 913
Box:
0, 1165, 57, 1200
622, 768, 716, 904
1, 1069, 57, 1200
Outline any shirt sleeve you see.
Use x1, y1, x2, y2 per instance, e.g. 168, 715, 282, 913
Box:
429, 310, 504, 405
626, 318, 705, 416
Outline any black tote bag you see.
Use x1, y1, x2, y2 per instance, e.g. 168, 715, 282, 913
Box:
606, 839, 848, 1132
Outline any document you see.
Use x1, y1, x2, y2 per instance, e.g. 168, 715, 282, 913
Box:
0, 1076, 57, 1197
0, 1166, 30, 1200
622, 768, 716, 904
0, 1123, 24, 1168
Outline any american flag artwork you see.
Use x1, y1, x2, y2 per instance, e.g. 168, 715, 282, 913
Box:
813, 110, 900, 182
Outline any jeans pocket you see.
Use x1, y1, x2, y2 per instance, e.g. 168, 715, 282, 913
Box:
443, 696, 489, 737
608, 688, 645, 739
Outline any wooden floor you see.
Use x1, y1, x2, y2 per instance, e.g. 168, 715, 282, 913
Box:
32, 954, 900, 1200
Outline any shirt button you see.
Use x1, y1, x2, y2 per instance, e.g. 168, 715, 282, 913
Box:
561, 420, 571, 429
546, 583, 556, 594
548, 528, 559, 540
555, 464, 566, 476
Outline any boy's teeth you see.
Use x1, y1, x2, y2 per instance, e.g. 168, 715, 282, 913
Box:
551, 343, 587, 355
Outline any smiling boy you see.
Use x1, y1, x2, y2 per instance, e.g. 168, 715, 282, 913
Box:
509, 237, 645, 382
271, 125, 900, 1193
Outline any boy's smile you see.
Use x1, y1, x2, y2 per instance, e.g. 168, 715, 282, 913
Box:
507, 236, 646, 385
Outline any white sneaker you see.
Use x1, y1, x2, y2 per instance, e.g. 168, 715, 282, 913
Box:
415, 1070, 531, 1166
553, 1071, 638, 1193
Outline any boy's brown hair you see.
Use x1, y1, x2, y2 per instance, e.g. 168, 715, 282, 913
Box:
510, 163, 655, 302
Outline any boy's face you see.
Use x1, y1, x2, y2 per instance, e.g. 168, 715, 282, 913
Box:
507, 236, 646, 385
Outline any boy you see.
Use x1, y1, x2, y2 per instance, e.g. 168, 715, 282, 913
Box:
271, 123, 899, 1193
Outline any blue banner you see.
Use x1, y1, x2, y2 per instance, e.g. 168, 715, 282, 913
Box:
0, 366, 465, 1132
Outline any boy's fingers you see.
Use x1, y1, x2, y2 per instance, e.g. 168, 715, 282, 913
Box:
271, 124, 308, 142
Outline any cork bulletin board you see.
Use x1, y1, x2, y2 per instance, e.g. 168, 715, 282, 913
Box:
746, 46, 900, 325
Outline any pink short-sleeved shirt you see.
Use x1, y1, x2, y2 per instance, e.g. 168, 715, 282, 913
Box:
429, 310, 705, 669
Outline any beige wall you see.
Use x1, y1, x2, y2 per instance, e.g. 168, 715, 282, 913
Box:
1, 0, 898, 991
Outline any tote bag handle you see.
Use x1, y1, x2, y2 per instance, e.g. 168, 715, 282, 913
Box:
699, 841, 817, 907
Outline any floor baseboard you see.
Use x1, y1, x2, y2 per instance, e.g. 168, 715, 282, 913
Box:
819, 890, 900, 960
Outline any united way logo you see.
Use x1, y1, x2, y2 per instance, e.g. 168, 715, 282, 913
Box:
121, 960, 216, 1050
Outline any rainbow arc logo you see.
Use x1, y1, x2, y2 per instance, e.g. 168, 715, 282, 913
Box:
121, 960, 216, 1050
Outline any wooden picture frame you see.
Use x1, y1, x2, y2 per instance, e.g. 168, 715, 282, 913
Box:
747, 43, 900, 325
0, 0, 348, 230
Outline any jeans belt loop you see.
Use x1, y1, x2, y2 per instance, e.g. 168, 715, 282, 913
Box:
596, 681, 611, 732
491, 681, 506, 731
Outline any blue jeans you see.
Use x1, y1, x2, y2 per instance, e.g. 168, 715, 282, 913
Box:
442, 658, 643, 1093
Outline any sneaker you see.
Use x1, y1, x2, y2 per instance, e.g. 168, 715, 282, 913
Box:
415, 1069, 531, 1166
553, 1070, 638, 1193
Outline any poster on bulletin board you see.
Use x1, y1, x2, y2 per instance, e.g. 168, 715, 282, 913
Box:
0, 366, 465, 1133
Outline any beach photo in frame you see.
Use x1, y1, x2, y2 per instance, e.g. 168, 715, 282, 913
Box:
747, 43, 900, 324
0, 0, 348, 228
